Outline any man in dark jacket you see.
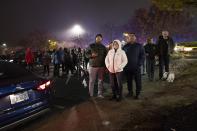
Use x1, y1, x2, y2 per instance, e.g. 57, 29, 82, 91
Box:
123, 33, 145, 99
144, 38, 156, 81
86, 34, 107, 98
63, 48, 71, 75
52, 49, 61, 77
156, 31, 175, 79
42, 50, 51, 76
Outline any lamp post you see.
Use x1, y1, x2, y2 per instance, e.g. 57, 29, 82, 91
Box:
70, 24, 85, 48
2, 43, 7, 47
71, 24, 85, 38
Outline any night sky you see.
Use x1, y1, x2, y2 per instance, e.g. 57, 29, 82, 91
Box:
0, 0, 150, 44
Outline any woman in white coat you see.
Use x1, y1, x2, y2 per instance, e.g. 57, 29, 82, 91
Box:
105, 40, 128, 101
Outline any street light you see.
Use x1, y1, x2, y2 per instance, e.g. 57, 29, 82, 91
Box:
2, 43, 7, 47
69, 24, 86, 48
71, 24, 85, 38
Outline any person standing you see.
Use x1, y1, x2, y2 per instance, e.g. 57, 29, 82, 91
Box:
83, 49, 89, 69
105, 40, 128, 101
58, 47, 65, 74
25, 48, 34, 71
63, 48, 70, 75
86, 34, 107, 98
42, 50, 51, 76
123, 33, 145, 99
144, 38, 156, 81
156, 31, 175, 79
71, 49, 78, 74
52, 49, 61, 77
76, 48, 82, 75
37, 50, 42, 67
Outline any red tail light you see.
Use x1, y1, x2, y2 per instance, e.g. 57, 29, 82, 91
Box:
37, 80, 51, 90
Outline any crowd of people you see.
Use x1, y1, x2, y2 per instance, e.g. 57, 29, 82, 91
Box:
86, 31, 175, 101
23, 30, 175, 102
24, 47, 89, 77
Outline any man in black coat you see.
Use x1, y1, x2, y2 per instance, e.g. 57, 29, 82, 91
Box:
86, 34, 107, 98
123, 33, 145, 99
156, 31, 175, 79
144, 38, 157, 81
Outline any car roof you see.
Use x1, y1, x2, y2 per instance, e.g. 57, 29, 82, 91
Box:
0, 61, 41, 86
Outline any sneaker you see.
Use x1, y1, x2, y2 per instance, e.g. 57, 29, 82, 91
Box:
98, 95, 104, 99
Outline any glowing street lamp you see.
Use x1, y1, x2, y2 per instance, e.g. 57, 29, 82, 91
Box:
2, 43, 7, 47
71, 24, 85, 38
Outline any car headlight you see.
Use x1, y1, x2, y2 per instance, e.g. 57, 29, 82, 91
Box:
184, 47, 193, 52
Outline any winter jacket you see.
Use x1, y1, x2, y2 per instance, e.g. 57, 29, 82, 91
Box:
86, 42, 107, 67
25, 48, 34, 64
52, 51, 61, 65
105, 40, 128, 73
123, 42, 145, 72
42, 53, 51, 65
58, 49, 65, 64
156, 36, 175, 57
144, 43, 156, 60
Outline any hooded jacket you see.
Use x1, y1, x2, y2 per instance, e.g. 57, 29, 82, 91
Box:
25, 48, 34, 64
105, 40, 128, 73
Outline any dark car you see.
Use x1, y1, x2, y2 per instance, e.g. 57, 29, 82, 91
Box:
0, 61, 52, 130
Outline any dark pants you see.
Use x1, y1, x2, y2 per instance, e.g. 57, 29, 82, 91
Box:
159, 55, 169, 79
54, 64, 60, 77
64, 64, 69, 75
125, 68, 142, 96
27, 63, 34, 71
62, 63, 66, 72
109, 72, 123, 98
84, 60, 89, 69
43, 65, 50, 76
146, 57, 155, 81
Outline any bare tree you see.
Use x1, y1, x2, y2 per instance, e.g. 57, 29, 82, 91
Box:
17, 30, 55, 50
125, 5, 193, 41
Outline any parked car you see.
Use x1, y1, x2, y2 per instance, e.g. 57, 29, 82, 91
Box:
174, 42, 197, 58
0, 61, 52, 130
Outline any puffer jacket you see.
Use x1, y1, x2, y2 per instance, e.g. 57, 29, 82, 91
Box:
105, 40, 128, 73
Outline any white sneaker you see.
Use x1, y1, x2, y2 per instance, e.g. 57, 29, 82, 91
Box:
98, 95, 104, 99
